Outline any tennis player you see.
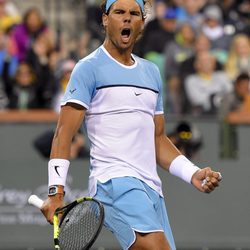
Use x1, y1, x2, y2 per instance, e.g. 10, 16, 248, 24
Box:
41, 0, 222, 249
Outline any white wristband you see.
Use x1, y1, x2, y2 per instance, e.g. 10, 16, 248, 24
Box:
169, 155, 200, 184
48, 159, 70, 187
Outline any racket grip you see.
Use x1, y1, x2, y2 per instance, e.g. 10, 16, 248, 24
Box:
28, 195, 44, 209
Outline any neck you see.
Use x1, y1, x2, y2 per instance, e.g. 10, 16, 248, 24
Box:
103, 40, 135, 66
198, 72, 212, 80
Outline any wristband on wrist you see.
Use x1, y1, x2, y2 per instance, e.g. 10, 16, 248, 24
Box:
48, 159, 70, 187
169, 155, 200, 184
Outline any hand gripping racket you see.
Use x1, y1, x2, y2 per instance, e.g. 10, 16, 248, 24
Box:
28, 195, 104, 250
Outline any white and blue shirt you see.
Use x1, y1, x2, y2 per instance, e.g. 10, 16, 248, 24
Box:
62, 46, 164, 196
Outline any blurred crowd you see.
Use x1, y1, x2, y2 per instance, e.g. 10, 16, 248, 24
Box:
137, 0, 250, 123
0, 0, 91, 113
0, 0, 249, 125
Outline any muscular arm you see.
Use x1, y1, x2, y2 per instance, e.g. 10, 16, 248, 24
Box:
50, 103, 86, 159
154, 114, 222, 193
41, 103, 86, 223
154, 114, 181, 171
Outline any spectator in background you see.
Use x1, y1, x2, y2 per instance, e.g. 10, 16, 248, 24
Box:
218, 0, 237, 25
142, 7, 177, 56
85, 0, 104, 47
0, 29, 18, 79
141, 7, 177, 81
0, 0, 20, 33
201, 4, 233, 60
164, 22, 196, 81
133, 0, 168, 57
33, 126, 89, 160
175, 0, 205, 31
68, 31, 93, 61
6, 62, 39, 109
234, 0, 250, 36
179, 32, 223, 83
10, 7, 54, 62
0, 77, 8, 109
220, 73, 250, 124
168, 121, 203, 160
48, 49, 67, 82
52, 59, 76, 113
185, 51, 232, 116
217, 0, 247, 35
179, 32, 223, 113
224, 34, 250, 81
26, 33, 57, 108
164, 22, 196, 114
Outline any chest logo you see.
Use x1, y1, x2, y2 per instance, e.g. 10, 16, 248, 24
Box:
70, 88, 76, 94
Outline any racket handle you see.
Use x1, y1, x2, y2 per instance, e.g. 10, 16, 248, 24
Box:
28, 195, 44, 209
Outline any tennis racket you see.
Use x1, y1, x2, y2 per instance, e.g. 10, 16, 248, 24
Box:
28, 195, 104, 250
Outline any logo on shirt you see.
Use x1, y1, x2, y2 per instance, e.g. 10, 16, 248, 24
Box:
134, 92, 142, 96
70, 88, 76, 94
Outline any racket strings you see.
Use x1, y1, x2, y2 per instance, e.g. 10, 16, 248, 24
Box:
59, 201, 102, 250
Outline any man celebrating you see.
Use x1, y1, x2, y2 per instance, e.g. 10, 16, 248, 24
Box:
41, 0, 222, 249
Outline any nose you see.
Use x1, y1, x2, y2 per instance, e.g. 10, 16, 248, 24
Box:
123, 12, 131, 23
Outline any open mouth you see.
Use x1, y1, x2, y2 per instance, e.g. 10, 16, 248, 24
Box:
121, 28, 131, 42
121, 28, 131, 37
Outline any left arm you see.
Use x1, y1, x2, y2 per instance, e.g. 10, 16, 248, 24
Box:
154, 114, 181, 170
154, 114, 222, 193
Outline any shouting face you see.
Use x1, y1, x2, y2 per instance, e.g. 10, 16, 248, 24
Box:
102, 0, 144, 51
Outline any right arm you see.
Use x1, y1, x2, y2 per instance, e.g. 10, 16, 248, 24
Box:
41, 103, 86, 224
50, 103, 86, 159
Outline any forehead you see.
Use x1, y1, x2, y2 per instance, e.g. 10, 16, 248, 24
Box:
197, 52, 214, 61
237, 79, 249, 86
196, 34, 209, 43
110, 0, 141, 10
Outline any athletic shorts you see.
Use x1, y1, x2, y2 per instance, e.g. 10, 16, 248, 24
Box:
94, 176, 176, 250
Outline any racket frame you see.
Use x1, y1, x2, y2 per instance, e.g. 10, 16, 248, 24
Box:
53, 196, 104, 250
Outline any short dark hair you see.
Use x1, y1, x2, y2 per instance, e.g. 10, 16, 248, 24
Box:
100, 0, 151, 18
100, 0, 107, 14
235, 72, 250, 84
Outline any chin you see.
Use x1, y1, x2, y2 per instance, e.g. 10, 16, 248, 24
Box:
118, 42, 132, 51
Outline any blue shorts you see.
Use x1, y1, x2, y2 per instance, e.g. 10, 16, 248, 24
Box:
94, 176, 176, 250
